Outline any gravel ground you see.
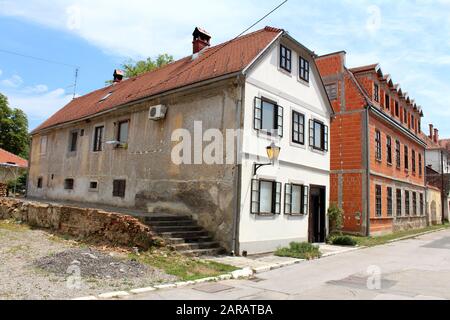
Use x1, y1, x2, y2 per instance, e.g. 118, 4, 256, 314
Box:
0, 221, 177, 300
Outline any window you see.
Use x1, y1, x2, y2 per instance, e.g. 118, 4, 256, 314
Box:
325, 83, 338, 100
40, 136, 48, 155
386, 136, 392, 164
69, 131, 78, 152
280, 45, 292, 72
413, 192, 417, 216
374, 84, 379, 102
89, 181, 98, 190
395, 101, 400, 117
376, 185, 382, 217
412, 150, 416, 174
404, 146, 409, 170
113, 180, 126, 198
396, 189, 402, 216
405, 191, 410, 216
117, 120, 129, 144
375, 130, 382, 161
64, 179, 74, 190
285, 184, 309, 215
299, 57, 310, 82
387, 187, 393, 217
254, 97, 283, 137
385, 94, 390, 110
309, 120, 328, 151
100, 92, 113, 102
80, 129, 85, 137
37, 177, 43, 189
404, 109, 407, 124
292, 111, 305, 145
93, 126, 104, 152
395, 140, 401, 169
420, 193, 424, 216
419, 154, 423, 176
251, 180, 282, 215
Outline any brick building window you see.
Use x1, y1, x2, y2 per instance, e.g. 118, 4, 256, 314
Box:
292, 111, 305, 145
113, 180, 126, 198
284, 184, 309, 215
404, 146, 409, 170
413, 192, 417, 216
254, 97, 284, 137
375, 130, 382, 161
395, 101, 400, 117
386, 136, 392, 164
395, 140, 401, 169
396, 189, 402, 216
251, 179, 282, 215
405, 191, 410, 216
299, 56, 310, 82
412, 150, 416, 174
385, 94, 390, 110
309, 119, 328, 151
376, 185, 382, 217
404, 109, 407, 124
419, 154, 423, 176
64, 179, 74, 190
374, 84, 380, 103
387, 187, 393, 216
280, 45, 292, 73
325, 83, 338, 100
420, 193, 424, 216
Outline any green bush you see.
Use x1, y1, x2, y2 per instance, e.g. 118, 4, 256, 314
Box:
275, 242, 321, 260
328, 203, 344, 233
327, 235, 357, 247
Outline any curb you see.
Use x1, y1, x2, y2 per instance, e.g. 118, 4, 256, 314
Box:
386, 228, 447, 244
73, 267, 254, 300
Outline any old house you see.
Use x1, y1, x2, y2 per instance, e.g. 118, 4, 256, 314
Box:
27, 27, 333, 255
316, 52, 427, 236
0, 148, 28, 196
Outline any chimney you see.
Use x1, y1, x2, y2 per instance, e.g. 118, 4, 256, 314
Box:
434, 128, 439, 143
192, 27, 211, 54
429, 124, 434, 139
113, 69, 124, 83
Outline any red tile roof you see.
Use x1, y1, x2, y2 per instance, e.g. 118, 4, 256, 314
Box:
348, 64, 379, 74
33, 26, 283, 133
0, 148, 28, 168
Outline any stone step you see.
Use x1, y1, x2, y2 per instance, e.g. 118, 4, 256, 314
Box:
143, 215, 192, 222
152, 225, 204, 233
170, 241, 221, 251
165, 236, 215, 245
160, 230, 210, 239
180, 248, 226, 257
145, 220, 197, 227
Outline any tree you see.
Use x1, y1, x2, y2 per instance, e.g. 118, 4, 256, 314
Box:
107, 54, 174, 84
0, 93, 29, 158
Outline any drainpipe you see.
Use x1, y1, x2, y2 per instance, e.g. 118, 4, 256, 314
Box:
365, 106, 371, 237
25, 136, 33, 198
441, 150, 446, 224
231, 79, 244, 256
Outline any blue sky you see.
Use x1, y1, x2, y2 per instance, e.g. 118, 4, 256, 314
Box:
0, 0, 449, 136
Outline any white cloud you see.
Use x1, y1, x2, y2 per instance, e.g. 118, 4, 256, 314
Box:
0, 75, 24, 88
0, 69, 2, 77
22, 84, 49, 94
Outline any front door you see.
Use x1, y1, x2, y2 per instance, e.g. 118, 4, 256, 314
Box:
309, 185, 326, 243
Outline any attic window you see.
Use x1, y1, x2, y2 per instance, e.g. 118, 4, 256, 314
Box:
100, 92, 113, 102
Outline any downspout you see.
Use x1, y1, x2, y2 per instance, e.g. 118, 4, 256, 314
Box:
441, 150, 446, 224
365, 106, 371, 236
424, 147, 428, 225
25, 136, 33, 198
231, 77, 244, 255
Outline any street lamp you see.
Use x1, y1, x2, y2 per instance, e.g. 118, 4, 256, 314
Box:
253, 142, 281, 175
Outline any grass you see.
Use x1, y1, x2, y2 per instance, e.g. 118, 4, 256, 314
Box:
129, 249, 238, 281
327, 235, 358, 246
275, 242, 321, 260
349, 223, 450, 247
0, 219, 30, 232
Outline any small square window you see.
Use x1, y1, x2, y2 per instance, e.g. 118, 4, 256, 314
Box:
89, 181, 98, 190
64, 179, 74, 190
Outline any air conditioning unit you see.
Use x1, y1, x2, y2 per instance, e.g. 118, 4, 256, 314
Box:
148, 104, 167, 121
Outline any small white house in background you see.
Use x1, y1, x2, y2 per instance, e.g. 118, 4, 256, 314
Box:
238, 34, 333, 254
28, 26, 332, 255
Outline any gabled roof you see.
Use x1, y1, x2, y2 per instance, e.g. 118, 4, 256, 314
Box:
33, 26, 284, 133
0, 149, 28, 168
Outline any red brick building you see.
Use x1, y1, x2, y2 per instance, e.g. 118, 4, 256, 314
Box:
316, 51, 427, 236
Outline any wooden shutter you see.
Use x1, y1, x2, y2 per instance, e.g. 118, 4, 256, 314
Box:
324, 125, 329, 152
274, 182, 282, 215
303, 185, 309, 215
254, 97, 262, 130
284, 184, 292, 215
277, 105, 284, 137
251, 179, 260, 214
309, 119, 314, 147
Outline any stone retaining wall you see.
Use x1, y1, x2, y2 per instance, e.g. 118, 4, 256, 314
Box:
0, 198, 159, 250
0, 183, 7, 197
393, 216, 428, 232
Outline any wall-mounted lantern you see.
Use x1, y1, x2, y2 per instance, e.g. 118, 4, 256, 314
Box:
253, 142, 281, 175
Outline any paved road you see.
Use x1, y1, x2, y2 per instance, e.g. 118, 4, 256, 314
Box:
126, 229, 450, 300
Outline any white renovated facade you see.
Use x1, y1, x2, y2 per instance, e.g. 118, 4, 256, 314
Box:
238, 37, 332, 254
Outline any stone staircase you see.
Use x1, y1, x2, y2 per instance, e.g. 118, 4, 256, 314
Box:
142, 214, 224, 256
